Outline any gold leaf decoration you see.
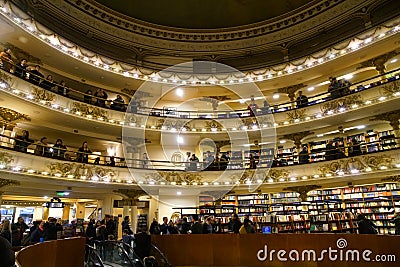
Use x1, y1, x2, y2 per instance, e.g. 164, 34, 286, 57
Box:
32, 86, 55, 102
0, 151, 14, 165
71, 102, 108, 119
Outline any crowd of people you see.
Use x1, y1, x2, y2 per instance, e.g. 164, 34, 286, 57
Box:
148, 213, 255, 235
0, 47, 128, 112
11, 129, 121, 165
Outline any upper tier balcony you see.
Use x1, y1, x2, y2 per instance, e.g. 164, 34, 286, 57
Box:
1, 67, 400, 137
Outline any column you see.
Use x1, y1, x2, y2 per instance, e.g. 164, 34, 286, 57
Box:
62, 204, 70, 221
131, 205, 138, 234
76, 202, 85, 220
43, 207, 49, 220
101, 196, 114, 217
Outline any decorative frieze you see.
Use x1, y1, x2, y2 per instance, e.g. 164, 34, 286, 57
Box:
71, 102, 108, 119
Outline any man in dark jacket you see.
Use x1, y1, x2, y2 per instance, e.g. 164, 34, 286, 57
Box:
357, 214, 377, 234
190, 214, 203, 234
228, 213, 242, 234
12, 216, 29, 246
44, 217, 58, 241
0, 236, 15, 267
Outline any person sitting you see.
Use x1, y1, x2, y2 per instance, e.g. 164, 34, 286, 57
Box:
84, 89, 93, 104
14, 58, 28, 79
35, 137, 52, 157
76, 141, 92, 163
94, 88, 108, 107
110, 94, 125, 111
28, 65, 44, 85
338, 79, 351, 96
296, 90, 308, 108
0, 47, 13, 72
14, 130, 33, 152
52, 138, 67, 159
298, 146, 310, 164
40, 75, 56, 91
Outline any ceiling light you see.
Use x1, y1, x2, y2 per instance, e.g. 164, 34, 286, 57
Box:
290, 177, 297, 181
337, 171, 345, 176
278, 178, 285, 182
350, 169, 359, 174
317, 134, 324, 137
378, 96, 386, 101
273, 93, 280, 99
343, 74, 353, 80
307, 87, 315, 92
364, 37, 372, 43
176, 88, 183, 97
380, 166, 388, 170
177, 136, 184, 144
267, 178, 274, 183
390, 59, 398, 63
27, 169, 35, 173
365, 100, 372, 105
313, 174, 320, 178
203, 182, 209, 186
279, 140, 286, 144
365, 167, 372, 172
177, 191, 182, 195
301, 176, 308, 180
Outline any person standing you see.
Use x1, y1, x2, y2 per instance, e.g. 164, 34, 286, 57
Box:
0, 47, 13, 72
160, 217, 169, 235
247, 97, 259, 117
228, 213, 242, 234
190, 215, 203, 234
0, 235, 15, 267
14, 58, 28, 79
239, 218, 256, 234
12, 217, 29, 246
53, 138, 67, 159
0, 219, 12, 243
296, 90, 308, 108
121, 216, 133, 235
298, 146, 310, 164
14, 130, 33, 153
357, 214, 377, 234
390, 212, 400, 235
28, 65, 44, 85
77, 141, 92, 163
149, 218, 161, 235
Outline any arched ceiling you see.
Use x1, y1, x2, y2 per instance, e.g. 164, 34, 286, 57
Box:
94, 0, 315, 29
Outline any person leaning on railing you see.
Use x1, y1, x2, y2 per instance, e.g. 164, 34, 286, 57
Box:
14, 58, 28, 79
14, 129, 33, 152
77, 141, 92, 163
28, 64, 45, 85
0, 47, 13, 72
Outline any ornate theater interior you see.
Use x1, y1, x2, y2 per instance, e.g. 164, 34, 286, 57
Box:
0, 0, 400, 266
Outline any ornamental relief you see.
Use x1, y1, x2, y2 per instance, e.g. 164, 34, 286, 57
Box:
32, 86, 55, 102
320, 94, 363, 114
0, 152, 14, 166
145, 171, 203, 184
38, 0, 369, 50
382, 80, 400, 95
71, 102, 108, 119
318, 154, 393, 175
47, 162, 116, 180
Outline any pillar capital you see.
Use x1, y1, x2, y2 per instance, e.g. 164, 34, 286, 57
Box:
359, 51, 398, 75
283, 185, 322, 201
278, 83, 306, 101
0, 107, 30, 130
371, 110, 400, 130
282, 131, 314, 149
113, 189, 147, 203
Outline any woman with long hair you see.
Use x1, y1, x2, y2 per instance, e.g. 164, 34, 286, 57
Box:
0, 219, 12, 243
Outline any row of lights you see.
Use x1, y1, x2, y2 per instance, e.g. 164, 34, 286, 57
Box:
1, 3, 400, 85
2, 75, 400, 138
1, 161, 399, 185
3, 79, 400, 133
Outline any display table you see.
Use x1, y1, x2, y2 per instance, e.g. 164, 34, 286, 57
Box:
152, 234, 400, 267
16, 237, 85, 267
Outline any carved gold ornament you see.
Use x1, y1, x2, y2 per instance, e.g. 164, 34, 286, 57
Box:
0, 107, 30, 125
318, 154, 393, 176
47, 162, 116, 181
268, 169, 291, 181
382, 80, 400, 95
145, 171, 203, 184
32, 86, 55, 102
0, 152, 14, 166
71, 102, 108, 119
286, 109, 307, 121
0, 178, 20, 188
320, 94, 362, 114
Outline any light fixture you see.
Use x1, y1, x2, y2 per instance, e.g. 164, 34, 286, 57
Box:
177, 191, 182, 195
337, 171, 345, 176
176, 88, 184, 97
177, 136, 184, 144
301, 176, 308, 180
307, 87, 315, 92
273, 93, 280, 99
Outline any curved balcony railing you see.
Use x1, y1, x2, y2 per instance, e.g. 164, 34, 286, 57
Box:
1, 61, 400, 119
2, 66, 400, 134
1, 132, 398, 171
